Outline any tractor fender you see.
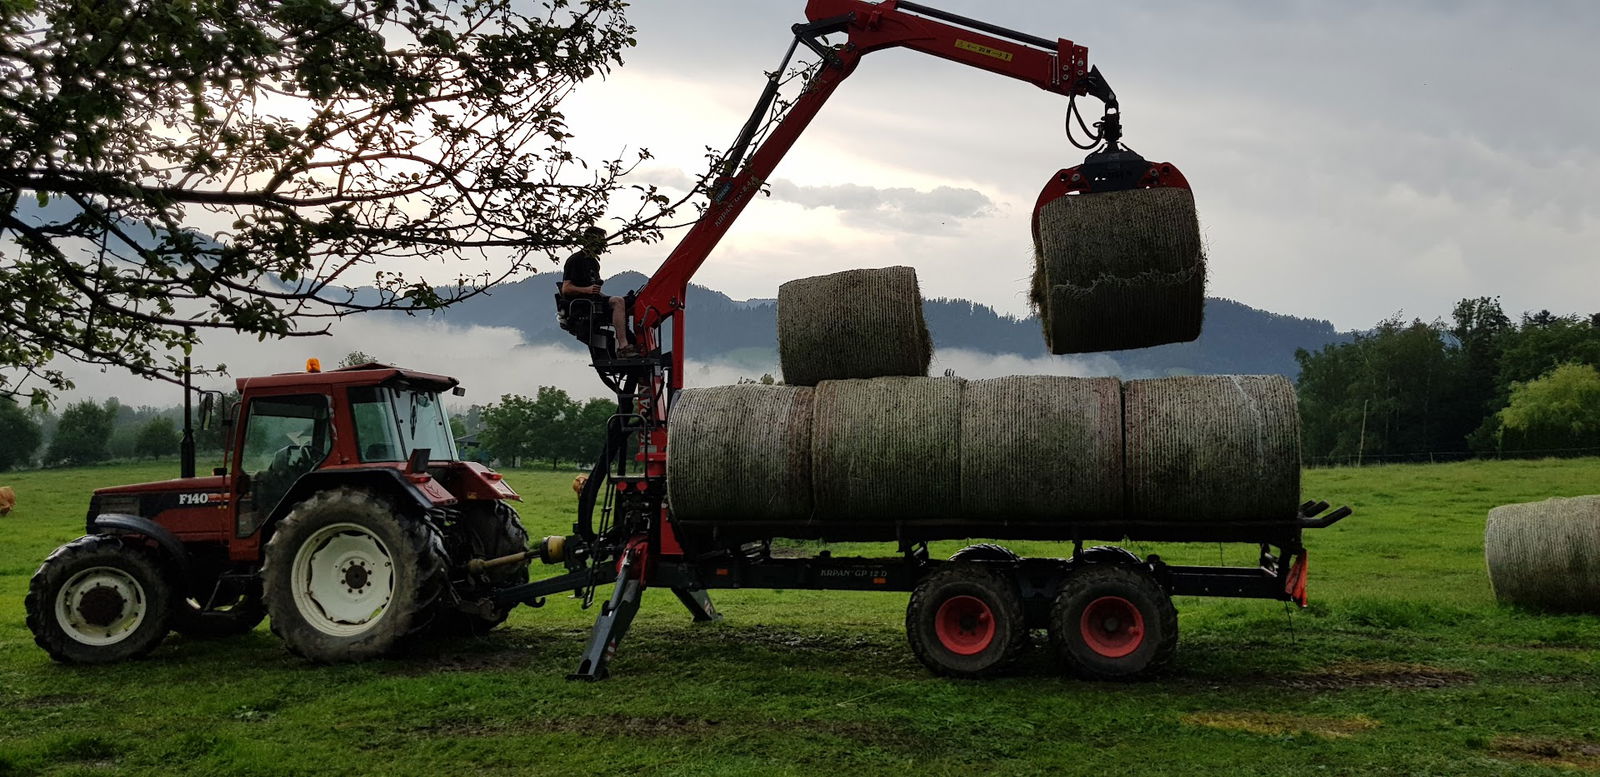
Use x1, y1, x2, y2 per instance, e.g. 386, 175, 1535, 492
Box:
1075, 545, 1143, 567
90, 513, 193, 581
265, 467, 454, 529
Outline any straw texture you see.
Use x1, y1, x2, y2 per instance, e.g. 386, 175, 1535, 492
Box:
1484, 496, 1600, 613
777, 266, 932, 386
959, 376, 1123, 521
1123, 375, 1300, 521
666, 385, 814, 522
1033, 187, 1205, 353
811, 377, 964, 520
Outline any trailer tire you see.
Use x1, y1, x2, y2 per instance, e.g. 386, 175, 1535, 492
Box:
263, 488, 446, 662
906, 565, 1028, 678
25, 535, 173, 664
1050, 564, 1177, 680
948, 543, 1020, 563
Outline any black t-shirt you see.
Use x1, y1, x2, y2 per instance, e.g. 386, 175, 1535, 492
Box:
562, 250, 602, 294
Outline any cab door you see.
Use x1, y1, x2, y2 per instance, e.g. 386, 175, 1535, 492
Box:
232, 394, 333, 537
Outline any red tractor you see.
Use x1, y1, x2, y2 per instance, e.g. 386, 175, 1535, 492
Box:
25, 361, 550, 664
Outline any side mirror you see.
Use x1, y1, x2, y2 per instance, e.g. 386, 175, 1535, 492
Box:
198, 392, 217, 431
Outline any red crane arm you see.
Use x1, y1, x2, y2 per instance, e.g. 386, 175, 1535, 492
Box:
629, 1, 1100, 387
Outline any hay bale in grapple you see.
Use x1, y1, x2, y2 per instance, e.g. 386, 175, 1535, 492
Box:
667, 384, 814, 522
960, 376, 1123, 522
1124, 375, 1299, 522
1032, 187, 1205, 354
1484, 496, 1600, 613
777, 266, 932, 386
812, 377, 963, 520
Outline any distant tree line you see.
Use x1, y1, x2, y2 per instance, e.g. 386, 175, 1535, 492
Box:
0, 397, 187, 471
1296, 298, 1600, 464
472, 388, 617, 470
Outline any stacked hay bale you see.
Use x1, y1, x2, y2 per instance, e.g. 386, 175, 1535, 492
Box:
811, 377, 964, 520
777, 266, 932, 386
1123, 375, 1301, 522
959, 376, 1123, 522
1484, 496, 1600, 613
666, 385, 814, 522
1032, 187, 1205, 354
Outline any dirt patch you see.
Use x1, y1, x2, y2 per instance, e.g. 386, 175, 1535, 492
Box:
1181, 711, 1379, 739
1490, 736, 1600, 770
1283, 661, 1475, 691
6, 693, 91, 709
421, 713, 921, 750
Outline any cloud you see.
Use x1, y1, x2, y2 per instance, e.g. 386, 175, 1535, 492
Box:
930, 348, 1123, 381
37, 315, 774, 410
763, 180, 996, 233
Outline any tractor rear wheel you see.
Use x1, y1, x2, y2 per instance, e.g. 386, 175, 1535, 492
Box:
263, 488, 445, 662
25, 535, 174, 664
432, 501, 530, 636
905, 565, 1028, 678
1049, 563, 1177, 680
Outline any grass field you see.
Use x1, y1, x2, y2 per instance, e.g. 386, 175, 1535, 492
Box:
1, 458, 1598, 776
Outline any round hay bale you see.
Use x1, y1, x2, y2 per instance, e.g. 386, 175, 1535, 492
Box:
1124, 375, 1300, 522
666, 384, 814, 522
1033, 187, 1205, 354
812, 377, 963, 520
777, 266, 932, 386
959, 376, 1123, 522
1485, 496, 1600, 613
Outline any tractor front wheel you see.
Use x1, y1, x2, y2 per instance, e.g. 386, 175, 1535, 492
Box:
263, 489, 445, 662
905, 565, 1028, 678
1049, 563, 1177, 680
25, 535, 174, 664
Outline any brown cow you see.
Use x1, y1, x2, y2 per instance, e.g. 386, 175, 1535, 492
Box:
572, 474, 588, 495
0, 486, 14, 516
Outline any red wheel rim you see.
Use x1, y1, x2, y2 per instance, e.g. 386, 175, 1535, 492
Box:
934, 595, 996, 655
1079, 596, 1145, 658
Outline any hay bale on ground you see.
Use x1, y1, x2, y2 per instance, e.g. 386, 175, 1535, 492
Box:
1485, 496, 1600, 613
1124, 375, 1300, 522
777, 266, 932, 386
959, 376, 1123, 522
812, 377, 963, 520
667, 385, 814, 522
1032, 187, 1205, 353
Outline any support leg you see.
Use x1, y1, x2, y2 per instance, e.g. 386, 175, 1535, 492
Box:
672, 587, 721, 623
568, 547, 645, 681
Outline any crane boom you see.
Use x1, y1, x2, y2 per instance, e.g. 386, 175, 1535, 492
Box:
630, 1, 1103, 381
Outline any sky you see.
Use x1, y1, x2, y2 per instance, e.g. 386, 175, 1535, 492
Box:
29, 0, 1600, 407
569, 0, 1598, 329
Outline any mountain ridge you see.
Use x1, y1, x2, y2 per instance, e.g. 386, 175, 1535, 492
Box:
415, 269, 1352, 378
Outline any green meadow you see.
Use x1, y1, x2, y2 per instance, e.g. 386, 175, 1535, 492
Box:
1, 458, 1597, 776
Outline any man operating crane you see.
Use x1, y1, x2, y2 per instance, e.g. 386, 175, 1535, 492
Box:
560, 226, 637, 357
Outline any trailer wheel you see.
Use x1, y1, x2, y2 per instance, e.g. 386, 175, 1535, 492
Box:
263, 488, 446, 662
948, 543, 1020, 563
906, 566, 1027, 678
24, 535, 173, 664
1049, 564, 1177, 680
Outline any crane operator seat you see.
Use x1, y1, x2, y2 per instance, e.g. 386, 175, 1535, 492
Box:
555, 284, 617, 352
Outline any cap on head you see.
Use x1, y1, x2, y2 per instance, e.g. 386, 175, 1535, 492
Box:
583, 226, 608, 241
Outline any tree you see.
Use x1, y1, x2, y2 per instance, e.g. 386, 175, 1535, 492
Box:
1496, 363, 1600, 454
0, 0, 695, 403
0, 397, 43, 470
134, 416, 182, 459
46, 399, 117, 466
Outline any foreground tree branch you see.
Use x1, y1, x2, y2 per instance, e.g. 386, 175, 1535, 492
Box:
0, 0, 688, 403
